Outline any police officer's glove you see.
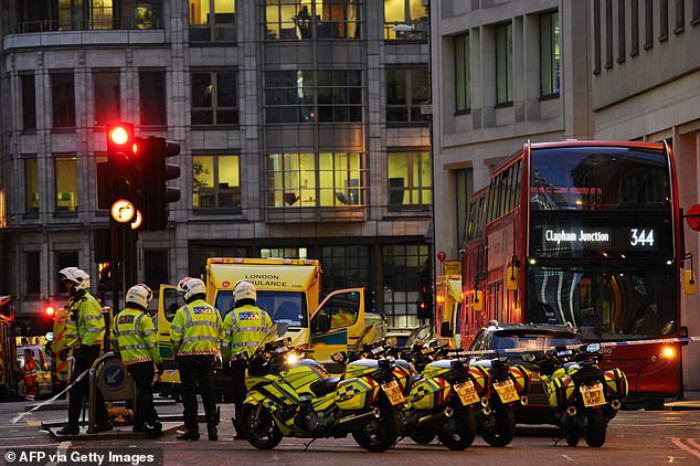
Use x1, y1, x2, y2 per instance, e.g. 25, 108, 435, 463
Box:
222, 361, 233, 376
156, 363, 164, 376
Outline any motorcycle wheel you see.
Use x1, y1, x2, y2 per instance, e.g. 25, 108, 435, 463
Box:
481, 407, 516, 447
583, 410, 607, 448
242, 404, 282, 450
352, 403, 399, 452
565, 431, 580, 447
409, 431, 437, 445
437, 408, 477, 451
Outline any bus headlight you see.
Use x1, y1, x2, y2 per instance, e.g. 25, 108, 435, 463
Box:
662, 346, 675, 359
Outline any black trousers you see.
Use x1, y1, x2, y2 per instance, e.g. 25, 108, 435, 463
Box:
231, 359, 247, 434
177, 355, 218, 432
68, 345, 108, 426
127, 362, 159, 428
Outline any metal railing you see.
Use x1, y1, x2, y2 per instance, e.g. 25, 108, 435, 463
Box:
12, 18, 163, 34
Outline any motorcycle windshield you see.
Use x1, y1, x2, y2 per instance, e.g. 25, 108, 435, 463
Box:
405, 325, 432, 348
252, 325, 279, 353
352, 323, 377, 350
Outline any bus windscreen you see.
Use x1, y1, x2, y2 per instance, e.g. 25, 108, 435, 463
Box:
530, 147, 671, 211
526, 265, 677, 341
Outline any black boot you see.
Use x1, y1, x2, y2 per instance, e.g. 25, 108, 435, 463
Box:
177, 430, 200, 441
207, 424, 218, 441
56, 424, 79, 436
145, 421, 163, 439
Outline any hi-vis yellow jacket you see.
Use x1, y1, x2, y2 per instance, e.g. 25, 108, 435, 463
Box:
170, 299, 223, 357
221, 304, 273, 361
112, 308, 162, 366
65, 292, 105, 347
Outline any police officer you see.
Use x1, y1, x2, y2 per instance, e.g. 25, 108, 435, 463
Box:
221, 281, 273, 439
113, 284, 163, 437
170, 277, 223, 441
56, 267, 110, 435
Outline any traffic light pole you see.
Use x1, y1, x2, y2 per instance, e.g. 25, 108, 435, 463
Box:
109, 222, 120, 352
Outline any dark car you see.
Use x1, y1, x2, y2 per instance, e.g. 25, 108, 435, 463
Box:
468, 321, 583, 425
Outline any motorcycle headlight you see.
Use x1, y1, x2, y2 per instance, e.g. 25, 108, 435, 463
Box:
286, 352, 299, 365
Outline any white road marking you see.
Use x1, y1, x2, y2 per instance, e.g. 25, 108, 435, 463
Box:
561, 454, 574, 462
47, 441, 71, 466
671, 438, 700, 460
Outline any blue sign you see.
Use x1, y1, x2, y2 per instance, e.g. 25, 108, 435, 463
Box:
102, 364, 125, 390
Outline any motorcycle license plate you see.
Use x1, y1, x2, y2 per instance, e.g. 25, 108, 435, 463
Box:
530, 371, 541, 382
382, 380, 406, 406
494, 380, 520, 404
581, 383, 606, 407
454, 381, 480, 406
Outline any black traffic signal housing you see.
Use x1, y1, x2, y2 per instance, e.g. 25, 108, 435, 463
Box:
139, 137, 181, 231
99, 123, 142, 212
417, 286, 433, 321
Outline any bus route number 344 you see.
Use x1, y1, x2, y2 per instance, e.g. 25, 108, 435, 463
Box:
629, 228, 655, 248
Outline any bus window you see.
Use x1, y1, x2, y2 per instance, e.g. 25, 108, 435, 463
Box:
511, 161, 521, 210
500, 167, 512, 215
488, 182, 497, 223
466, 200, 477, 241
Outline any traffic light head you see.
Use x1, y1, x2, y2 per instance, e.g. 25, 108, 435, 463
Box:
139, 137, 181, 231
107, 123, 135, 154
101, 123, 141, 213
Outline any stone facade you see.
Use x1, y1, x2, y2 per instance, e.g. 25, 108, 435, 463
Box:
432, 0, 700, 390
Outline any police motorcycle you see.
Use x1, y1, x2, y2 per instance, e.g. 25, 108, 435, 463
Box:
521, 343, 627, 447
240, 326, 399, 452
350, 334, 482, 450
467, 355, 531, 447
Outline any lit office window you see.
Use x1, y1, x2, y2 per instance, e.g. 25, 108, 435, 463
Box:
193, 155, 241, 209
384, 0, 428, 40
190, 0, 236, 42
55, 157, 78, 212
387, 151, 432, 207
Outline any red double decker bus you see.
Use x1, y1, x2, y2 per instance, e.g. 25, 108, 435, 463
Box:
458, 140, 693, 407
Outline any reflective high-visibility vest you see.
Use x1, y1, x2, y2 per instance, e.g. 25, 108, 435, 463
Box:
222, 304, 273, 361
65, 292, 105, 347
170, 299, 223, 357
113, 308, 162, 366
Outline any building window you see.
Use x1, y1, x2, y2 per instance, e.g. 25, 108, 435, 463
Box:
320, 245, 371, 293
456, 169, 472, 248
21, 74, 36, 131
56, 251, 79, 294
386, 68, 429, 124
25, 158, 39, 213
675, 0, 685, 31
264, 70, 362, 124
540, 12, 560, 96
605, 0, 613, 67
144, 249, 169, 291
266, 152, 365, 208
631, 0, 640, 55
191, 71, 238, 126
454, 33, 470, 113
189, 0, 236, 42
139, 69, 167, 126
265, 0, 360, 40
387, 151, 431, 208
51, 72, 75, 128
660, 0, 669, 39
618, 0, 626, 62
495, 22, 513, 105
645, 0, 654, 48
384, 0, 428, 40
55, 157, 78, 212
193, 155, 241, 209
93, 70, 120, 126
594, 0, 602, 73
382, 244, 431, 327
25, 251, 41, 297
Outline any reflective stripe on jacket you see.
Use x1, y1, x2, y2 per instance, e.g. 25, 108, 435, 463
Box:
170, 299, 223, 357
65, 292, 105, 347
113, 308, 162, 366
221, 304, 273, 361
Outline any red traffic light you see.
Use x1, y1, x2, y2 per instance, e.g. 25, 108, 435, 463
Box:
45, 305, 55, 316
109, 126, 130, 146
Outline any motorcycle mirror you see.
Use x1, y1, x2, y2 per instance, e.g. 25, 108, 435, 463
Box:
586, 343, 602, 353
331, 351, 347, 363
521, 352, 536, 363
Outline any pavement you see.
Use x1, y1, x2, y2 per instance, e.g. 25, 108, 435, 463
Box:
0, 401, 699, 466
665, 391, 700, 411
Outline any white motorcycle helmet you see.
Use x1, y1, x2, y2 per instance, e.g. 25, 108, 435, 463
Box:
126, 284, 153, 310
234, 280, 257, 304
178, 277, 207, 302
58, 267, 91, 292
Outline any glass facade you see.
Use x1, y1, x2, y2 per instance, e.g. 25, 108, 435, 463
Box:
383, 0, 428, 40
265, 0, 360, 40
